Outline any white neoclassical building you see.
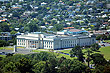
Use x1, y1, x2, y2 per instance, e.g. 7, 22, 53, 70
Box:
17, 32, 96, 50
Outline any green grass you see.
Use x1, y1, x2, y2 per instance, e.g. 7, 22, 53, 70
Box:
55, 53, 76, 60
59, 50, 71, 54
103, 40, 110, 43
32, 50, 42, 52
17, 47, 24, 49
31, 46, 110, 60
0, 47, 13, 50
0, 55, 6, 58
32, 49, 74, 59
99, 46, 110, 60
82, 46, 110, 60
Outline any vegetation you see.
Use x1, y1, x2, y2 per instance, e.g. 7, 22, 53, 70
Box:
0, 52, 88, 73
0, 47, 13, 50
96, 34, 110, 40
99, 46, 110, 60
70, 46, 85, 62
0, 0, 109, 33
0, 43, 110, 73
103, 40, 110, 43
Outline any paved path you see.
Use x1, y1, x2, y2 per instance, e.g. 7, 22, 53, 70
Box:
0, 48, 36, 55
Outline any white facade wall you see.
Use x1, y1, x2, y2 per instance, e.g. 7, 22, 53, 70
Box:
17, 33, 96, 49
0, 0, 9, 2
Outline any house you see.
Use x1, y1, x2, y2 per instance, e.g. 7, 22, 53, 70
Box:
0, 18, 7, 22
48, 26, 53, 29
41, 2, 47, 6
57, 0, 65, 5
96, 3, 104, 8
1, 6, 6, 10
106, 4, 110, 8
40, 26, 46, 29
30, 5, 38, 9
0, 0, 9, 2
0, 10, 4, 13
0, 32, 12, 41
19, 0, 24, 2
63, 27, 74, 30
11, 5, 22, 9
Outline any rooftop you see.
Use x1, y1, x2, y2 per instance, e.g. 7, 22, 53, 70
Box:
63, 27, 74, 29
69, 29, 82, 32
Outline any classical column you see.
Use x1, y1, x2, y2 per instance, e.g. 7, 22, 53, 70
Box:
13, 45, 17, 52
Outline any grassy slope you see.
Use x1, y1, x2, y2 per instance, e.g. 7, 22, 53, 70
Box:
0, 55, 6, 58
0, 47, 13, 50
59, 50, 70, 54
99, 46, 110, 60
103, 40, 110, 43
58, 47, 110, 60
32, 49, 74, 59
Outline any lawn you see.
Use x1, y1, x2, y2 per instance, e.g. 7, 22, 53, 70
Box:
0, 55, 6, 58
32, 49, 74, 59
32, 50, 42, 53
17, 47, 25, 49
103, 40, 110, 43
59, 50, 71, 54
0, 47, 13, 50
82, 46, 110, 60
55, 53, 76, 60
99, 46, 110, 60
29, 46, 110, 60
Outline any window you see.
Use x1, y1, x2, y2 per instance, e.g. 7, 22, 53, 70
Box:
36, 41, 38, 43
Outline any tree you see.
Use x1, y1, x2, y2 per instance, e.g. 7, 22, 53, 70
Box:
70, 46, 80, 57
2, 62, 18, 73
103, 65, 110, 73
41, 62, 50, 73
91, 53, 107, 65
84, 49, 93, 67
70, 46, 85, 62
58, 59, 87, 73
33, 61, 46, 73
77, 49, 85, 62
52, 24, 63, 31
96, 35, 102, 40
0, 40, 8, 47
27, 20, 39, 32
15, 58, 33, 73
10, 30, 17, 35
0, 22, 10, 32
91, 43, 100, 51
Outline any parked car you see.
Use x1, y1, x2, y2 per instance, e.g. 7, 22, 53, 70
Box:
101, 44, 105, 46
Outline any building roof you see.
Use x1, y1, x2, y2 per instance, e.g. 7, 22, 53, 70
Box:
69, 29, 82, 32
0, 10, 4, 13
63, 27, 74, 29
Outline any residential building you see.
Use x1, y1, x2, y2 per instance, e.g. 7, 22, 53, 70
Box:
0, 0, 9, 2
41, 2, 47, 6
0, 32, 12, 41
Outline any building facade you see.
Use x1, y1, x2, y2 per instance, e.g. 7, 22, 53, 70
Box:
0, 0, 9, 2
17, 32, 96, 50
0, 32, 12, 41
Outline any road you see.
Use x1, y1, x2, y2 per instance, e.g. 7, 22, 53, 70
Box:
0, 48, 36, 55
98, 41, 110, 47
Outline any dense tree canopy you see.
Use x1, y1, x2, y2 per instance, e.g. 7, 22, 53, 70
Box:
0, 52, 88, 73
70, 46, 85, 62
90, 53, 107, 65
